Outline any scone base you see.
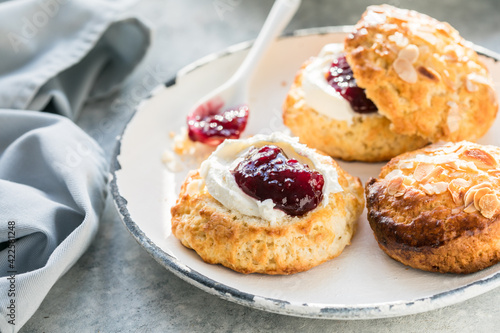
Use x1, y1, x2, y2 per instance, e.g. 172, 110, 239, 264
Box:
172, 166, 364, 275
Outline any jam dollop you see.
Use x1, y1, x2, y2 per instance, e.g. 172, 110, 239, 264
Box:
326, 54, 377, 114
232, 145, 324, 216
187, 98, 249, 146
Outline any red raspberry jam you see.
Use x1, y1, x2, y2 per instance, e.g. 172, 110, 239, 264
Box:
187, 99, 249, 146
232, 145, 324, 216
326, 54, 377, 114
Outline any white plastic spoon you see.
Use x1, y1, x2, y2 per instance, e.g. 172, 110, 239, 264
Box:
187, 0, 301, 145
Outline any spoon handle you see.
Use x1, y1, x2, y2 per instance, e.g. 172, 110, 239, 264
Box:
231, 0, 301, 85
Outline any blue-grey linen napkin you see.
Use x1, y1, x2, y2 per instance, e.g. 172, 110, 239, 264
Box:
0, 0, 151, 332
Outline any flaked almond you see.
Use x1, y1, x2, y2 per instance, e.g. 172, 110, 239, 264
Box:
444, 45, 459, 62
387, 176, 405, 196
444, 160, 460, 170
464, 189, 476, 208
403, 177, 416, 186
449, 178, 471, 189
467, 73, 491, 86
413, 163, 435, 182
448, 171, 466, 179
420, 166, 445, 184
464, 183, 493, 208
439, 142, 463, 154
399, 44, 419, 63
368, 5, 386, 14
417, 66, 440, 82
478, 193, 500, 219
464, 203, 477, 213
393, 58, 417, 83
390, 10, 410, 22
399, 161, 414, 169
364, 10, 387, 26
421, 183, 435, 195
413, 31, 438, 45
432, 182, 449, 194
386, 43, 400, 55
421, 182, 448, 195
449, 188, 462, 205
465, 78, 478, 92
461, 148, 498, 169
473, 187, 492, 210
385, 168, 404, 180
461, 161, 480, 172
470, 182, 494, 191
448, 178, 471, 205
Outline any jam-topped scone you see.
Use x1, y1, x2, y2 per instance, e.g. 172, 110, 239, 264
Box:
283, 43, 428, 162
171, 133, 364, 274
345, 5, 498, 142
366, 141, 500, 274
283, 5, 498, 162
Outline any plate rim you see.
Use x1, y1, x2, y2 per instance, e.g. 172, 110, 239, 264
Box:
109, 25, 500, 319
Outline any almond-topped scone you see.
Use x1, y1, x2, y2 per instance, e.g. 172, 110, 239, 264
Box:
366, 141, 500, 274
283, 43, 428, 162
171, 133, 364, 274
283, 5, 498, 162
345, 4, 498, 142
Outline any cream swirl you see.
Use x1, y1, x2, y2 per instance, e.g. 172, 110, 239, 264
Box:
302, 43, 376, 124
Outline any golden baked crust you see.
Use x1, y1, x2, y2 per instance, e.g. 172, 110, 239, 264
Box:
171, 158, 364, 275
365, 141, 500, 273
283, 60, 428, 162
345, 5, 498, 142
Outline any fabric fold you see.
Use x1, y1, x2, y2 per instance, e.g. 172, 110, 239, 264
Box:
0, 0, 150, 119
0, 111, 108, 332
0, 0, 151, 332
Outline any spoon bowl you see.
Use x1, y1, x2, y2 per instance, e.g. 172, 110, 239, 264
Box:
187, 0, 301, 145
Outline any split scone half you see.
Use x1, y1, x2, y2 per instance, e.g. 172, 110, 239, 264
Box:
283, 5, 498, 162
171, 133, 364, 274
366, 141, 500, 274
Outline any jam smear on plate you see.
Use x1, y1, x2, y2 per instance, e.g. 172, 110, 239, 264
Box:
187, 98, 249, 146
326, 54, 378, 114
232, 145, 324, 216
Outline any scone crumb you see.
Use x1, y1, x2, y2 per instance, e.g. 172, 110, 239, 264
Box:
162, 127, 216, 172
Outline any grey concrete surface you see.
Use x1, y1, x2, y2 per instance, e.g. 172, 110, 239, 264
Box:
22, 0, 500, 332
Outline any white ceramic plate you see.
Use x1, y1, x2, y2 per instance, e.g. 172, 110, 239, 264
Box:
110, 27, 500, 319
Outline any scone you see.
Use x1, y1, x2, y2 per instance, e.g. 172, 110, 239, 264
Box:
345, 5, 498, 142
171, 133, 364, 274
283, 43, 428, 162
283, 5, 498, 162
365, 141, 500, 274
